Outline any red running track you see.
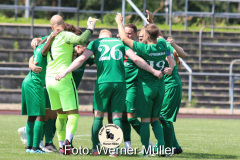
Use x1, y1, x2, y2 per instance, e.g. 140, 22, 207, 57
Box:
0, 110, 239, 119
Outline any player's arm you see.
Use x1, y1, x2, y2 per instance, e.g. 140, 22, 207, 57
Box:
29, 56, 42, 74
126, 49, 163, 79
167, 37, 186, 58
115, 13, 134, 49
146, 10, 154, 24
65, 17, 98, 45
41, 29, 62, 57
164, 54, 174, 75
31, 38, 42, 49
55, 49, 93, 81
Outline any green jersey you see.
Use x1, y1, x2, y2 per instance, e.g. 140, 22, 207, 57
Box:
46, 30, 91, 78
87, 38, 130, 84
72, 56, 95, 88
31, 43, 48, 86
132, 41, 169, 86
124, 53, 138, 91
160, 40, 182, 88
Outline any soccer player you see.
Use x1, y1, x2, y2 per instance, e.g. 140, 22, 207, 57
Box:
55, 29, 163, 156
146, 10, 187, 154
42, 15, 98, 155
72, 42, 95, 88
115, 13, 175, 156
21, 30, 60, 153
120, 23, 154, 150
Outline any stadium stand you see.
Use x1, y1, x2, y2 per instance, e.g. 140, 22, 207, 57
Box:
0, 24, 240, 109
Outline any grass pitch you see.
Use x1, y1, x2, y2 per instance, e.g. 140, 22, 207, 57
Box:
0, 115, 239, 160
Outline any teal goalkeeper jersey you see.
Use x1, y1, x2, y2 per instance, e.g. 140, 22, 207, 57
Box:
87, 38, 130, 84
132, 40, 170, 86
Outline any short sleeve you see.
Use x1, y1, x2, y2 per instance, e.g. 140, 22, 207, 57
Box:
124, 45, 131, 52
157, 38, 168, 51
86, 41, 95, 52
132, 41, 146, 56
41, 35, 48, 40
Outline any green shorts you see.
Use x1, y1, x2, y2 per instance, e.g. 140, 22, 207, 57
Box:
160, 85, 182, 122
46, 76, 79, 111
44, 87, 51, 109
136, 83, 165, 118
21, 79, 45, 116
93, 82, 126, 113
125, 91, 136, 113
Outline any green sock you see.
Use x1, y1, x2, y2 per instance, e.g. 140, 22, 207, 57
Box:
26, 121, 34, 147
45, 119, 54, 144
140, 122, 150, 154
52, 119, 56, 142
56, 114, 67, 142
122, 116, 131, 142
42, 121, 46, 142
151, 120, 165, 148
33, 121, 44, 148
112, 117, 122, 130
172, 124, 181, 149
128, 117, 141, 135
162, 121, 174, 149
92, 117, 103, 149
66, 114, 79, 142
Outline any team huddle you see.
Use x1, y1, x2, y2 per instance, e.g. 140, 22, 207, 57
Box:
19, 11, 186, 157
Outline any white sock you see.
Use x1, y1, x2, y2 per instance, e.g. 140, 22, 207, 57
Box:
59, 141, 64, 148
66, 132, 73, 142
149, 141, 154, 148
39, 140, 44, 148
125, 141, 131, 149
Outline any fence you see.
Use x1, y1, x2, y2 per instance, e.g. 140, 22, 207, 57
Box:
1, 0, 240, 37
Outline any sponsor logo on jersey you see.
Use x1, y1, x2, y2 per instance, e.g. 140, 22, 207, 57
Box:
149, 52, 165, 56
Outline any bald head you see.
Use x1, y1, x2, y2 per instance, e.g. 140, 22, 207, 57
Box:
99, 29, 112, 38
50, 15, 64, 30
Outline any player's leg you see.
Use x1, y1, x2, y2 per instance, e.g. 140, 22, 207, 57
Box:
59, 78, 80, 154
161, 85, 182, 153
151, 86, 165, 154
46, 76, 68, 154
91, 83, 111, 155
45, 110, 57, 151
31, 115, 45, 153
135, 84, 152, 155
140, 118, 150, 155
92, 110, 104, 154
111, 82, 126, 130
55, 108, 67, 154
122, 112, 131, 149
39, 108, 52, 152
20, 81, 28, 148
172, 124, 183, 154
26, 116, 36, 152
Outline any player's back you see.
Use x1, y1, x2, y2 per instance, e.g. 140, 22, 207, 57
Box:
133, 41, 168, 86
46, 31, 74, 78
87, 38, 127, 84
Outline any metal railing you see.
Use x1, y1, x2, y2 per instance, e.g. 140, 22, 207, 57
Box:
180, 57, 192, 104
1, 0, 240, 37
199, 25, 240, 68
229, 59, 240, 114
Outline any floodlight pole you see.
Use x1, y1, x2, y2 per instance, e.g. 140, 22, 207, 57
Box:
30, 0, 35, 38
122, 0, 126, 26
77, 0, 81, 27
